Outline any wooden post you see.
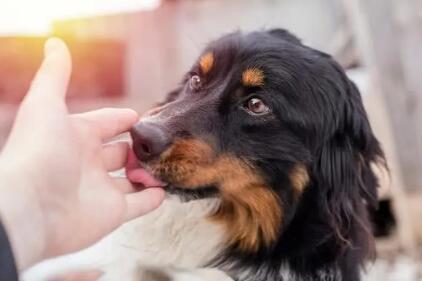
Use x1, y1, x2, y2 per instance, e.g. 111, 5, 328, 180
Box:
343, 0, 419, 252
343, 0, 422, 191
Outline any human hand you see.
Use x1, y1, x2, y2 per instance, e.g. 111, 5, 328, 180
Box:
0, 39, 165, 270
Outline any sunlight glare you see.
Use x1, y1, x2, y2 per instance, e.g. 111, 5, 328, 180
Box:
0, 0, 160, 35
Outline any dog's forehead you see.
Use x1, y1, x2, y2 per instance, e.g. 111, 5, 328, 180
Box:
198, 50, 265, 88
191, 32, 330, 104
195, 32, 305, 87
196, 50, 270, 92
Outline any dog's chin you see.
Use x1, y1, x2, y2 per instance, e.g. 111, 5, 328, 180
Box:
138, 160, 220, 202
165, 185, 219, 202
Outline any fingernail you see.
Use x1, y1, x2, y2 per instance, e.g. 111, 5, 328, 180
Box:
44, 38, 63, 57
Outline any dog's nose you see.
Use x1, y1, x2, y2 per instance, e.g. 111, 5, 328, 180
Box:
130, 123, 170, 162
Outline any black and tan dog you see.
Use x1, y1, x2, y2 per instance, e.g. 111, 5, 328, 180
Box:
126, 29, 386, 281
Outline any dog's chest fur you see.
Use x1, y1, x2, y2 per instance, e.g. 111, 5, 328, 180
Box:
120, 196, 225, 266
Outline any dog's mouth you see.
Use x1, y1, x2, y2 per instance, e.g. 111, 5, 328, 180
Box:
126, 148, 219, 201
125, 148, 167, 189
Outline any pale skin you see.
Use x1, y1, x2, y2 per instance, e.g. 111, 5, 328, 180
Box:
0, 38, 165, 271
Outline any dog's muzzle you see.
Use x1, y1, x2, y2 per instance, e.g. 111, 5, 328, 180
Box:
130, 122, 171, 162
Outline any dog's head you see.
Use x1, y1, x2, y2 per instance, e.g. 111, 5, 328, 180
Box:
130, 30, 385, 257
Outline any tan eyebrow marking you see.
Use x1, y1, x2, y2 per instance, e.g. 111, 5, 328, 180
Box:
199, 52, 214, 74
242, 68, 265, 87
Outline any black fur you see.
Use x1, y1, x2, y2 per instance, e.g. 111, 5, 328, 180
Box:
139, 29, 386, 281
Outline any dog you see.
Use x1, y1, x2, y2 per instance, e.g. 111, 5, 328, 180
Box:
125, 29, 386, 281
25, 29, 385, 281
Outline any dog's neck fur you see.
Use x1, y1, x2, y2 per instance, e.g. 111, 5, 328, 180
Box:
116, 196, 298, 281
121, 196, 224, 266
121, 194, 354, 281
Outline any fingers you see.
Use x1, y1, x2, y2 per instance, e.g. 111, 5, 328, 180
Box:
103, 141, 129, 171
73, 108, 139, 141
112, 178, 136, 193
124, 188, 165, 221
27, 38, 72, 103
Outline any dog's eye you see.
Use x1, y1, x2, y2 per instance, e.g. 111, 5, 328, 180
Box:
245, 98, 270, 115
189, 75, 202, 91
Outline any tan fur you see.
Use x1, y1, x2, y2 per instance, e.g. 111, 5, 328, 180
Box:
199, 52, 214, 74
210, 157, 281, 252
152, 139, 216, 185
290, 164, 309, 198
149, 139, 282, 252
242, 68, 265, 87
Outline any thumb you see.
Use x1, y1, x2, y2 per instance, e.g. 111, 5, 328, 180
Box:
26, 38, 72, 103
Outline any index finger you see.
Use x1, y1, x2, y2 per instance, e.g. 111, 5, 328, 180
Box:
73, 108, 139, 141
27, 38, 72, 102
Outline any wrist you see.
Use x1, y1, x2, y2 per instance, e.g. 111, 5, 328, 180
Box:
0, 163, 47, 270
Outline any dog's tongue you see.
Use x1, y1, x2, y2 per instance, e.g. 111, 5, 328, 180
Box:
125, 148, 167, 188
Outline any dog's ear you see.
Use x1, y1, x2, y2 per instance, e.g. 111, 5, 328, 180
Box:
268, 28, 302, 45
346, 81, 386, 209
313, 79, 386, 257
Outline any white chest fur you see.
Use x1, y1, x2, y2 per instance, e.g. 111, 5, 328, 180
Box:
23, 196, 227, 281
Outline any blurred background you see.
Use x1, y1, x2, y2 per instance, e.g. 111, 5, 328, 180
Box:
1, 0, 422, 280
